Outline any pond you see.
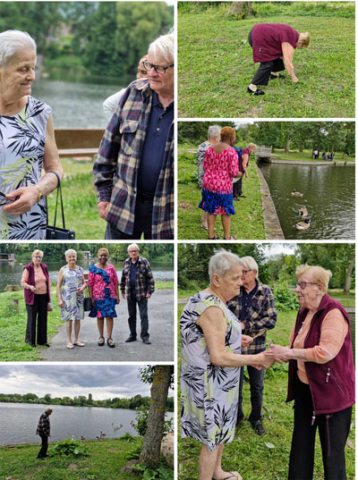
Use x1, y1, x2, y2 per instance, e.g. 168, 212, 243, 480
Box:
0, 402, 173, 445
32, 78, 122, 129
259, 163, 355, 239
0, 260, 173, 293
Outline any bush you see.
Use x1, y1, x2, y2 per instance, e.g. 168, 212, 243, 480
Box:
52, 439, 89, 457
272, 282, 299, 311
132, 407, 173, 437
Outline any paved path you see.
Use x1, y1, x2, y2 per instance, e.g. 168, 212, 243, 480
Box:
42, 290, 174, 362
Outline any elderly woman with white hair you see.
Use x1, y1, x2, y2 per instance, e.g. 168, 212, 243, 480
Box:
267, 265, 355, 480
57, 249, 86, 349
0, 30, 63, 239
180, 250, 272, 480
21, 249, 51, 347
94, 30, 174, 240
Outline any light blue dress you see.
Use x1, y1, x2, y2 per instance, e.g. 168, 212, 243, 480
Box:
0, 96, 52, 239
60, 265, 85, 321
180, 292, 242, 451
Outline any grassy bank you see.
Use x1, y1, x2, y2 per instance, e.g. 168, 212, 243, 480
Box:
178, 4, 355, 118
0, 437, 166, 480
47, 158, 105, 240
178, 148, 265, 240
272, 149, 355, 163
178, 293, 355, 480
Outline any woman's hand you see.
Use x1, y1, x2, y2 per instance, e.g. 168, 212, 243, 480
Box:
241, 334, 254, 348
3, 186, 39, 215
29, 285, 36, 293
255, 351, 275, 369
266, 344, 291, 363
77, 286, 85, 295
97, 201, 110, 220
58, 298, 64, 308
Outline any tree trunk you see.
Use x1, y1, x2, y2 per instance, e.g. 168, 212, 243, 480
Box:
139, 366, 171, 468
228, 2, 255, 18
343, 256, 354, 294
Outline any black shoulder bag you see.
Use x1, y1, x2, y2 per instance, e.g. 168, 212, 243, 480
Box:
46, 172, 76, 240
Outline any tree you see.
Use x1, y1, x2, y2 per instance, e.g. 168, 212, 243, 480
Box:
138, 366, 173, 468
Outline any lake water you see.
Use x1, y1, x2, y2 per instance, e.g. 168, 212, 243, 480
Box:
0, 260, 173, 293
32, 78, 122, 129
0, 402, 174, 445
260, 163, 355, 239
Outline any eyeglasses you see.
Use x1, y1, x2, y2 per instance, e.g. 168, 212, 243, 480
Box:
242, 269, 252, 275
142, 60, 174, 74
296, 281, 318, 290
128, 250, 139, 253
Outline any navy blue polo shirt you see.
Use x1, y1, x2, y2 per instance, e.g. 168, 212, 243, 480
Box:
240, 281, 258, 322
137, 92, 174, 195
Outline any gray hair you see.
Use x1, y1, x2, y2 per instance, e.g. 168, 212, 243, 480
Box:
208, 249, 242, 278
208, 125, 221, 140
65, 249, 77, 260
241, 256, 259, 277
127, 243, 140, 252
148, 31, 174, 65
0, 30, 36, 67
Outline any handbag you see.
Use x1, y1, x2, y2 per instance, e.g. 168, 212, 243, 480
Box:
46, 172, 75, 240
83, 296, 93, 312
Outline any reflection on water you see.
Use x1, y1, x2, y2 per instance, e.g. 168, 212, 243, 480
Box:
32, 78, 123, 128
260, 163, 355, 239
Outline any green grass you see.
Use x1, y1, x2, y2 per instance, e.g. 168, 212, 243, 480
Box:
177, 298, 355, 480
178, 148, 265, 239
156, 281, 174, 290
0, 437, 151, 480
272, 149, 354, 162
178, 9, 355, 118
0, 290, 63, 361
47, 158, 106, 240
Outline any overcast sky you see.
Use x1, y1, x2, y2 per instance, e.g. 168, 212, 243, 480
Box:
0, 365, 162, 400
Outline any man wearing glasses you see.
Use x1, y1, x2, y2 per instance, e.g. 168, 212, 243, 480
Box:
93, 31, 174, 239
228, 256, 277, 435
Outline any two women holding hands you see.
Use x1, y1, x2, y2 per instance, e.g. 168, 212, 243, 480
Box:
180, 254, 354, 480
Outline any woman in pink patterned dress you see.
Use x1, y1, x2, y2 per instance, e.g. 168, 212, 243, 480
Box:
88, 247, 119, 348
199, 126, 239, 240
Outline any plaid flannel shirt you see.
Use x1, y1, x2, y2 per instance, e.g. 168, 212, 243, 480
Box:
36, 413, 50, 437
120, 256, 155, 300
228, 282, 277, 354
93, 79, 174, 239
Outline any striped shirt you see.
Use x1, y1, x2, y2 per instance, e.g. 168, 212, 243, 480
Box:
228, 282, 277, 354
93, 79, 174, 239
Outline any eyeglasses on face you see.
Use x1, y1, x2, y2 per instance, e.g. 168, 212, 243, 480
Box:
296, 281, 318, 290
242, 269, 252, 275
142, 60, 174, 74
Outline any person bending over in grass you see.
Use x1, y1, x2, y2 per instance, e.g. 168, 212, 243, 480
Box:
247, 24, 310, 96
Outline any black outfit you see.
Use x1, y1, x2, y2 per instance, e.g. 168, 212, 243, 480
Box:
36, 412, 50, 458
25, 294, 48, 347
288, 374, 352, 480
237, 366, 264, 425
127, 292, 150, 341
233, 177, 243, 198
105, 193, 153, 239
38, 434, 49, 458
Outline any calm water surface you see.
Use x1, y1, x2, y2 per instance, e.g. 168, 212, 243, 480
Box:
260, 163, 355, 239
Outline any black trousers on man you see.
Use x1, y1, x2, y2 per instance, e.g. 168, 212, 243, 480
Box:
37, 434, 49, 458
288, 375, 352, 480
233, 178, 243, 198
105, 194, 153, 240
127, 291, 150, 341
237, 365, 264, 425
25, 294, 48, 347
248, 29, 285, 86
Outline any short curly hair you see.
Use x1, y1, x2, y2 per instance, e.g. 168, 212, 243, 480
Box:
220, 126, 236, 145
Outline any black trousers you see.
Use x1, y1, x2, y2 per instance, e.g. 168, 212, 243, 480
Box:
248, 29, 285, 86
237, 365, 265, 425
288, 376, 352, 480
25, 294, 48, 346
233, 177, 243, 197
127, 292, 150, 340
37, 434, 48, 458
105, 194, 153, 240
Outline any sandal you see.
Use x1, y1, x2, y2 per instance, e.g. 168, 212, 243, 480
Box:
107, 338, 115, 348
74, 341, 85, 347
66, 343, 74, 349
213, 472, 242, 480
98, 336, 105, 346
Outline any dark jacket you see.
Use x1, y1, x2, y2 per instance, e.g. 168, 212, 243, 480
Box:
287, 294, 355, 415
36, 412, 51, 437
120, 256, 155, 300
23, 262, 51, 306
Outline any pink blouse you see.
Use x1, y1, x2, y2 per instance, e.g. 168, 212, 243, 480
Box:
88, 264, 118, 300
203, 146, 239, 194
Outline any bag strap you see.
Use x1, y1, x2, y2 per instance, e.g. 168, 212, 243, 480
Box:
49, 172, 66, 229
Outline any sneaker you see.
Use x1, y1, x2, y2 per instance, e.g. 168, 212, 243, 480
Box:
251, 420, 265, 436
247, 87, 265, 96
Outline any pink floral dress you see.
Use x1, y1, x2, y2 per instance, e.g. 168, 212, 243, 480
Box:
88, 264, 118, 318
199, 146, 239, 215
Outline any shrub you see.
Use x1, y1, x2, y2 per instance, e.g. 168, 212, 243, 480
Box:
132, 407, 173, 437
52, 439, 89, 457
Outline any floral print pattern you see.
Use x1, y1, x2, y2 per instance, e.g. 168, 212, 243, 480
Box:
180, 292, 242, 451
59, 265, 85, 321
88, 264, 118, 319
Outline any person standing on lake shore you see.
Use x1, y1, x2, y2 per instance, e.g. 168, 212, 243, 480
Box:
36, 408, 52, 459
